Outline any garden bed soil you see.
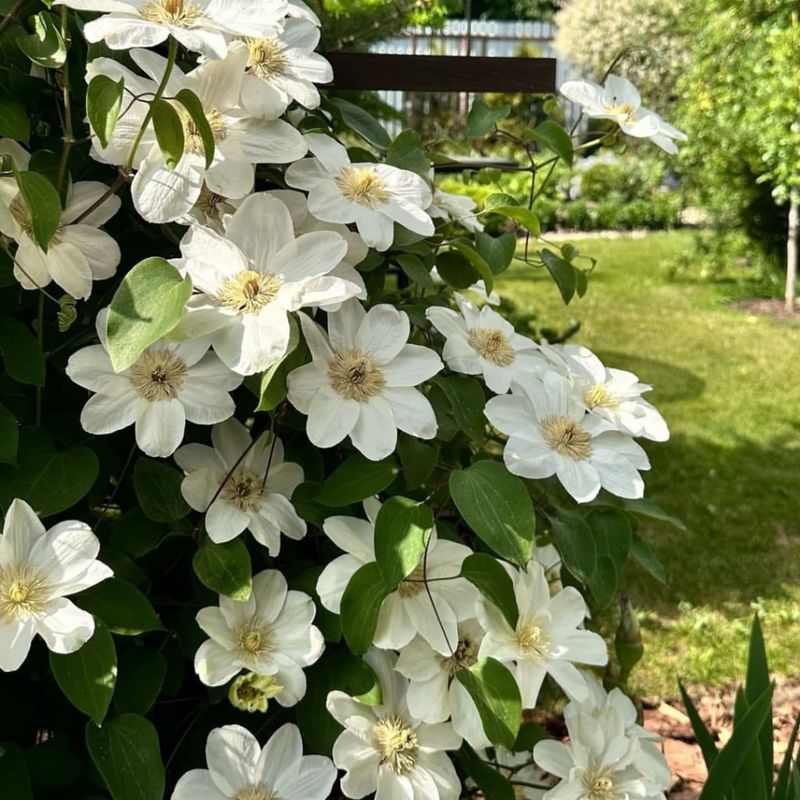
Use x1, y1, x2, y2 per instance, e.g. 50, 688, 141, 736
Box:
732, 298, 799, 320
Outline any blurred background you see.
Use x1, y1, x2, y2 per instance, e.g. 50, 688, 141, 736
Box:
309, 0, 800, 711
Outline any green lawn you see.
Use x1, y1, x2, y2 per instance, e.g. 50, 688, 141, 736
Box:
497, 231, 800, 697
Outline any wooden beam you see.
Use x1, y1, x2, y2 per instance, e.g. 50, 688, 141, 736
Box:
322, 53, 557, 94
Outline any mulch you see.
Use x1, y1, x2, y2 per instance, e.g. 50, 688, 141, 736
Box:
731, 298, 799, 320
644, 678, 800, 798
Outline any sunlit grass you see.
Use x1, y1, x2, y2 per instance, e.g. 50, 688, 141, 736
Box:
498, 231, 800, 696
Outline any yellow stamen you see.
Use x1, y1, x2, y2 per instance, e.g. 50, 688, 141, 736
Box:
539, 415, 592, 460
128, 349, 188, 401
335, 167, 389, 209
217, 270, 283, 315
373, 714, 419, 775
328, 349, 386, 402
245, 38, 287, 79
468, 327, 515, 366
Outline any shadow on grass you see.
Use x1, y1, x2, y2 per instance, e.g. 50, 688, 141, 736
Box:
629, 429, 800, 616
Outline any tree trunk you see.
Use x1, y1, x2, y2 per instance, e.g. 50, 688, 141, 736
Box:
786, 189, 798, 314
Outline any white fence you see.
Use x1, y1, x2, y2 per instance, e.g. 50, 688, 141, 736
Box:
369, 19, 583, 134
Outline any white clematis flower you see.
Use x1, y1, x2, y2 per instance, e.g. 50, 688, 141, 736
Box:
427, 189, 483, 233
485, 371, 650, 503
173, 192, 356, 375
327, 648, 462, 800
241, 18, 333, 119
67, 309, 242, 458
171, 723, 336, 800
288, 300, 443, 461
174, 418, 305, 556
544, 343, 669, 442
564, 677, 673, 795
286, 133, 434, 251
395, 619, 491, 749
534, 680, 671, 800
194, 569, 324, 705
0, 142, 121, 299
0, 499, 113, 672
87, 46, 307, 223
560, 74, 687, 154
316, 501, 475, 654
58, 0, 287, 59
426, 294, 546, 394
476, 560, 607, 708
269, 188, 368, 310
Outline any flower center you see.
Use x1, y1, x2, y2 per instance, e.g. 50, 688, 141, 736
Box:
603, 100, 636, 122
222, 469, 264, 512
396, 565, 426, 598
139, 0, 205, 26
0, 569, 48, 622
373, 714, 419, 775
195, 185, 234, 222
441, 635, 479, 676
229, 672, 283, 713
245, 38, 287, 79
584, 383, 619, 411
177, 105, 227, 156
334, 167, 389, 209
467, 327, 515, 366
234, 787, 276, 800
328, 349, 386, 402
238, 621, 273, 657
128, 349, 188, 401
217, 270, 283, 314
585, 773, 620, 800
516, 621, 550, 660
539, 415, 592, 460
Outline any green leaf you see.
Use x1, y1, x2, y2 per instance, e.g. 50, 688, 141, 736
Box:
549, 509, 596, 583
732, 688, 769, 800
0, 403, 17, 465
631, 531, 667, 584
0, 743, 33, 800
394, 253, 435, 289
76, 578, 163, 636
430, 375, 486, 440
0, 95, 28, 143
109, 508, 165, 559
374, 497, 433, 590
151, 98, 184, 171
456, 657, 521, 749
106, 257, 192, 372
485, 204, 541, 238
331, 97, 391, 149
434, 249, 480, 290
50, 621, 117, 725
620, 496, 687, 531
745, 615, 773, 793
541, 249, 576, 304
457, 743, 516, 800
475, 231, 517, 275
316, 454, 399, 508
0, 317, 45, 386
15, 170, 61, 251
774, 716, 800, 800
587, 555, 618, 608
86, 75, 124, 150
133, 458, 190, 523
85, 714, 165, 800
512, 721, 550, 751
449, 460, 535, 566
387, 130, 430, 177
678, 682, 718, 770
460, 553, 518, 628
175, 88, 215, 169
699, 685, 773, 800
257, 315, 302, 411
339, 562, 390, 654
467, 98, 511, 138
449, 240, 494, 294
396, 436, 438, 490
114, 649, 167, 716
529, 119, 574, 166
193, 539, 252, 601
18, 12, 66, 68
0, 442, 98, 517
586, 508, 633, 606
484, 192, 519, 210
